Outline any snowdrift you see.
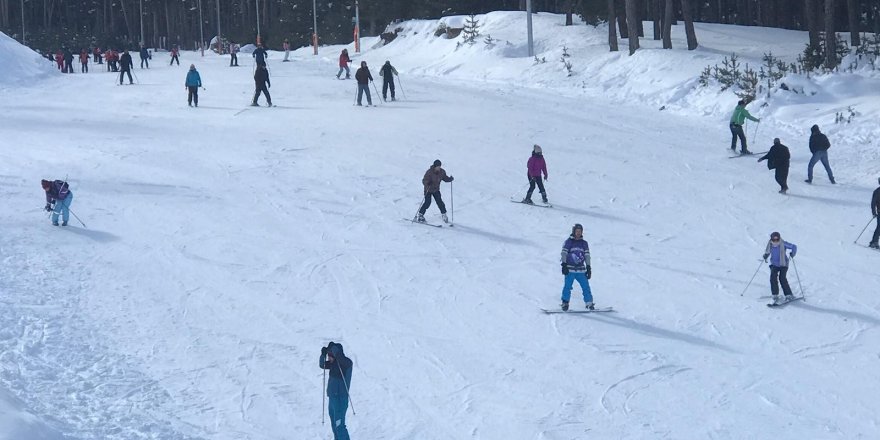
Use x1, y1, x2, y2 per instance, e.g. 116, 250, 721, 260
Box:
0, 32, 58, 88
0, 389, 66, 440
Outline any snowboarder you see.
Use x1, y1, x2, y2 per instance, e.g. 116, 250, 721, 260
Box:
252, 44, 268, 67
379, 60, 398, 101
729, 99, 760, 154
229, 41, 240, 66
41, 179, 73, 227
416, 160, 454, 223
762, 231, 797, 305
805, 124, 835, 184
119, 50, 134, 85
282, 39, 291, 62
560, 223, 593, 311
320, 342, 353, 440
355, 61, 373, 106
185, 64, 202, 107
757, 138, 790, 194
170, 46, 180, 66
252, 64, 272, 107
336, 49, 351, 79
870, 178, 880, 249
522, 144, 549, 204
79, 49, 89, 73
139, 45, 150, 69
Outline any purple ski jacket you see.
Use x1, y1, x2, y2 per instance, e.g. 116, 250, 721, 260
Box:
527, 154, 547, 179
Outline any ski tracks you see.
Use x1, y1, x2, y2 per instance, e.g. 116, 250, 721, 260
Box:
600, 364, 693, 418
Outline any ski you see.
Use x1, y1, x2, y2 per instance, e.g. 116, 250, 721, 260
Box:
402, 218, 442, 228
541, 307, 614, 314
511, 199, 552, 208
767, 296, 805, 308
728, 150, 767, 159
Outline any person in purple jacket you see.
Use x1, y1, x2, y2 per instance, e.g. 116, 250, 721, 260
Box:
762, 231, 797, 304
522, 144, 548, 204
41, 179, 73, 226
560, 223, 593, 311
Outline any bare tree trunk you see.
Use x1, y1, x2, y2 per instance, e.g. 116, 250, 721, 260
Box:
564, 0, 573, 25
847, 0, 860, 46
662, 0, 672, 48
608, 0, 619, 51
805, 0, 820, 47
653, 0, 661, 39
626, 0, 640, 54
682, 0, 698, 49
617, 0, 629, 38
0, 0, 8, 29
824, 0, 836, 68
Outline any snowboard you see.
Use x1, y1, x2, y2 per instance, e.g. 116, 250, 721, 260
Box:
541, 307, 614, 314
511, 199, 552, 208
402, 218, 442, 228
767, 296, 804, 308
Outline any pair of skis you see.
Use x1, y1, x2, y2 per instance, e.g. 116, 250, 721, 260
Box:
402, 218, 450, 228
510, 199, 552, 208
766, 296, 805, 308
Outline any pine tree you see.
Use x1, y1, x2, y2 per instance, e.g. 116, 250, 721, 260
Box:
462, 14, 481, 45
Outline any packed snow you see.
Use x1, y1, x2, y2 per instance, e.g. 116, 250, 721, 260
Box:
1, 11, 879, 440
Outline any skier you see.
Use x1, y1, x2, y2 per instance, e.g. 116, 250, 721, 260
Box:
416, 160, 454, 224
41, 179, 73, 227
282, 39, 291, 62
79, 49, 89, 73
170, 46, 180, 66
729, 99, 760, 154
379, 60, 398, 101
522, 144, 549, 204
63, 48, 74, 73
185, 64, 202, 107
336, 49, 351, 79
104, 49, 113, 72
119, 50, 134, 85
253, 44, 268, 67
54, 50, 64, 71
355, 61, 373, 106
560, 223, 594, 311
757, 138, 790, 194
870, 178, 880, 249
229, 41, 239, 66
319, 342, 353, 440
762, 232, 797, 304
251, 64, 272, 107
805, 124, 835, 184
93, 46, 102, 64
139, 45, 150, 69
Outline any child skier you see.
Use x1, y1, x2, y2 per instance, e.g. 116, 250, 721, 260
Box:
41, 179, 73, 226
762, 231, 797, 304
185, 64, 202, 107
522, 144, 548, 204
336, 49, 351, 79
416, 160, 454, 224
560, 224, 593, 311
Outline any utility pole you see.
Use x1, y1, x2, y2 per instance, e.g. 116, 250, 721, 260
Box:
354, 0, 360, 53
312, 0, 318, 55
139, 0, 145, 46
20, 0, 25, 45
526, 0, 534, 57
198, 0, 204, 55
255, 0, 261, 45
215, 0, 222, 54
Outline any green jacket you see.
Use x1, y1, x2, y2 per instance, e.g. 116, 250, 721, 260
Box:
730, 105, 759, 125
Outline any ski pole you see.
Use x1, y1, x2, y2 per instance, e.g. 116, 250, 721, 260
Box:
322, 366, 326, 425
396, 74, 407, 99
740, 260, 764, 296
791, 258, 805, 301
353, 84, 358, 106
370, 81, 381, 105
68, 207, 87, 228
450, 180, 454, 226
751, 121, 761, 147
337, 362, 356, 415
853, 216, 875, 244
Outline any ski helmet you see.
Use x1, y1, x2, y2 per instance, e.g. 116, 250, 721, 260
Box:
433, 159, 442, 167
571, 223, 583, 235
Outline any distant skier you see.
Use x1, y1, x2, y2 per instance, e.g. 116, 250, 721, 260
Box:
253, 44, 268, 67
41, 179, 73, 227
522, 144, 549, 204
139, 45, 150, 69
762, 231, 797, 305
185, 64, 202, 107
251, 64, 272, 107
319, 342, 353, 440
119, 50, 134, 85
560, 223, 593, 311
93, 46, 102, 64
282, 39, 291, 62
229, 41, 239, 66
757, 138, 790, 194
379, 60, 398, 101
79, 49, 89, 73
170, 46, 180, 66
870, 178, 880, 249
729, 99, 760, 154
63, 48, 74, 73
336, 49, 351, 79
355, 61, 373, 106
54, 50, 64, 71
805, 124, 835, 184
416, 160, 454, 224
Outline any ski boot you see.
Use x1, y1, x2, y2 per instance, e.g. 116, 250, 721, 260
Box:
585, 301, 595, 310
830, 177, 836, 184
561, 301, 569, 311
541, 193, 548, 204
869, 242, 879, 249
772, 295, 784, 305
784, 294, 795, 303
522, 197, 534, 205
416, 213, 426, 223
61, 221, 68, 226
441, 213, 449, 224
52, 222, 59, 226
741, 150, 752, 155
250, 102, 259, 107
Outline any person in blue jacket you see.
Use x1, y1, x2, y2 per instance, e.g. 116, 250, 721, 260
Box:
560, 223, 593, 311
320, 342, 353, 440
762, 231, 797, 304
185, 64, 202, 107
41, 179, 73, 226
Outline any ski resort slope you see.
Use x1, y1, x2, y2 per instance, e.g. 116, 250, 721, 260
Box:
2, 14, 880, 440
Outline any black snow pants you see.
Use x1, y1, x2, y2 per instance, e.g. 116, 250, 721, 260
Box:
871, 217, 880, 245
419, 191, 446, 215
187, 86, 199, 106
775, 166, 789, 191
770, 266, 794, 297
730, 123, 747, 152
253, 83, 271, 105
526, 176, 546, 201
382, 78, 395, 100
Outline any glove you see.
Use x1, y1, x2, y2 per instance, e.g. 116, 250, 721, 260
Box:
586, 265, 592, 279
762, 253, 769, 262
448, 176, 454, 182
789, 253, 795, 259
544, 175, 548, 181
561, 263, 569, 275
44, 203, 52, 212
321, 346, 328, 356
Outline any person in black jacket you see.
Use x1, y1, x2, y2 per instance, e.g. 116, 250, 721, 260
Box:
253, 44, 268, 67
119, 50, 134, 84
757, 138, 791, 194
355, 61, 373, 106
379, 60, 398, 101
251, 65, 272, 106
806, 124, 835, 184
63, 48, 74, 73
870, 178, 880, 249
139, 45, 150, 69
320, 342, 353, 440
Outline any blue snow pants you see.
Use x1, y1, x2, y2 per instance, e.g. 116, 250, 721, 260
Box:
328, 395, 350, 440
52, 193, 73, 225
561, 272, 592, 303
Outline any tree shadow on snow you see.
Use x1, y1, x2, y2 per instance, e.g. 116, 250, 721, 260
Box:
586, 313, 738, 353
551, 204, 639, 225
790, 301, 880, 326
450, 224, 538, 247
65, 226, 120, 243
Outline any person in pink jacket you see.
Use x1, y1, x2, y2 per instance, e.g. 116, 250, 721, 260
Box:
522, 144, 548, 204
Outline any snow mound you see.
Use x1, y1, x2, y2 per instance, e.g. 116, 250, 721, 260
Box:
0, 32, 57, 88
0, 388, 66, 440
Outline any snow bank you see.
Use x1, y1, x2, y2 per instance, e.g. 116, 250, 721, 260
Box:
0, 388, 66, 440
0, 32, 57, 88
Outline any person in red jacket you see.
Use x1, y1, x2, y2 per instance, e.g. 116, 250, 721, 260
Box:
336, 49, 351, 79
170, 46, 180, 66
93, 46, 102, 64
54, 50, 64, 71
79, 49, 89, 73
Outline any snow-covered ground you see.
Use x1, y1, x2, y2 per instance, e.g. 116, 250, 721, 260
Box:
1, 11, 880, 439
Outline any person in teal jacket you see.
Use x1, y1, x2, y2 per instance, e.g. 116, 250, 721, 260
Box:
729, 100, 760, 154
185, 64, 202, 107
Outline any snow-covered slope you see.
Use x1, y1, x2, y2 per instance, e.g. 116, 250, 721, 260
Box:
0, 32, 58, 88
1, 12, 879, 440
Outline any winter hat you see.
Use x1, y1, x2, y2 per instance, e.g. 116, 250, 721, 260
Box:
770, 231, 781, 240
189, 64, 196, 70
811, 124, 820, 133
361, 61, 367, 67
773, 138, 781, 145
737, 99, 745, 106
432, 159, 442, 168
40, 179, 50, 189
571, 223, 583, 235
533, 144, 542, 154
